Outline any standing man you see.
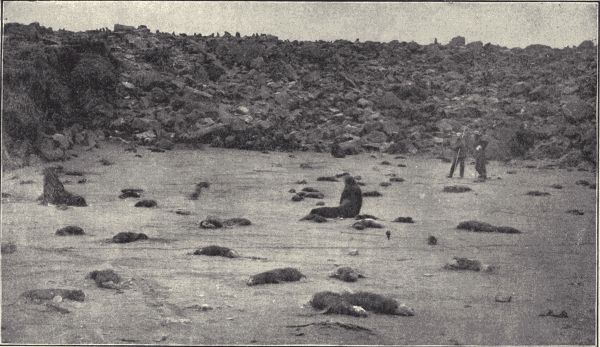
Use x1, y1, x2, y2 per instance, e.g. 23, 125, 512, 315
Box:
447, 132, 467, 178
473, 131, 488, 181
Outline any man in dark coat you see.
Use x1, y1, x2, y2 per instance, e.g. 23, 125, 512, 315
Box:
473, 131, 488, 181
448, 132, 467, 178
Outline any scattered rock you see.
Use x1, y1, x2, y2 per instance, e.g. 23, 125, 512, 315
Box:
295, 179, 307, 184
194, 245, 239, 258
550, 184, 563, 189
301, 187, 320, 192
315, 201, 325, 206
348, 249, 359, 256
362, 191, 382, 197
317, 176, 338, 182
352, 219, 383, 230
390, 177, 405, 182
329, 266, 365, 282
576, 180, 591, 186
112, 232, 148, 243
247, 268, 305, 286
330, 143, 347, 158
443, 185, 472, 193
288, 189, 296, 193
19, 180, 35, 185
380, 161, 391, 166
22, 289, 85, 302
55, 226, 85, 236
87, 269, 122, 289
379, 182, 392, 187
135, 199, 157, 207
393, 217, 414, 223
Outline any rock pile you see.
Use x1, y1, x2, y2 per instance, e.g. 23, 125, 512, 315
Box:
2, 22, 596, 169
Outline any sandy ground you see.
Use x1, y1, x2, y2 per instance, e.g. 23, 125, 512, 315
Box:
1, 142, 596, 345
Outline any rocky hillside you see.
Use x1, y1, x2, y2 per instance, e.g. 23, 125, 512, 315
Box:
2, 22, 597, 169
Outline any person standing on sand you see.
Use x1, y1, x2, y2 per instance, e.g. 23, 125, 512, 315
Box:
447, 132, 467, 178
473, 131, 488, 181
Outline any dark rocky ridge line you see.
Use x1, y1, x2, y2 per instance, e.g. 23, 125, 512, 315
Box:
2, 22, 596, 170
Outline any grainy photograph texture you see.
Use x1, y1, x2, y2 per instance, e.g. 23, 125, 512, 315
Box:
0, 1, 598, 345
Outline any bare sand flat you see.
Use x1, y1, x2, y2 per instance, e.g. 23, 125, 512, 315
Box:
1, 143, 596, 345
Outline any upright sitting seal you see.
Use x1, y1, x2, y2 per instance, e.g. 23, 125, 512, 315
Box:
307, 176, 362, 218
